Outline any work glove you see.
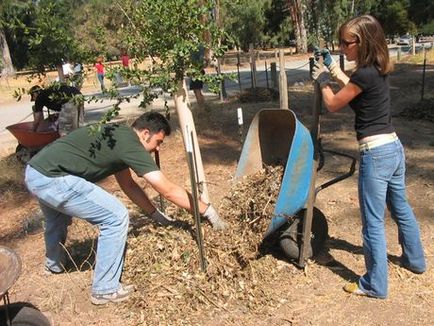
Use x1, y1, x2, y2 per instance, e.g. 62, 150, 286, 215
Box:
149, 208, 175, 226
320, 49, 349, 86
311, 61, 330, 88
313, 46, 322, 61
203, 204, 228, 231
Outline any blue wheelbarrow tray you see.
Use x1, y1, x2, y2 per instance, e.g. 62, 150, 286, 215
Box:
235, 109, 313, 238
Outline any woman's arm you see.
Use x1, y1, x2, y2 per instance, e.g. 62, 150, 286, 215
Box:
320, 82, 362, 112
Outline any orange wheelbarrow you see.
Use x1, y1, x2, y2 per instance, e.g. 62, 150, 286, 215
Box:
6, 122, 59, 163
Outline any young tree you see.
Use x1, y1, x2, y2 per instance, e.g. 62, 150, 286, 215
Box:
117, 0, 228, 202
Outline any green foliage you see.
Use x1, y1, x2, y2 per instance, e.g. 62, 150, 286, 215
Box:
376, 0, 416, 36
25, 0, 84, 71
221, 0, 270, 51
419, 20, 434, 34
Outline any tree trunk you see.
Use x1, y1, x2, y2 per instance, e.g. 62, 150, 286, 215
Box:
288, 0, 308, 54
0, 28, 15, 77
173, 79, 210, 202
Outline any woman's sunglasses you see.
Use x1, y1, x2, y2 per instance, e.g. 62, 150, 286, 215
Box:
339, 39, 358, 47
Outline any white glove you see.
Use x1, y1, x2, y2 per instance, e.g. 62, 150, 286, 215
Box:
203, 205, 227, 230
311, 62, 330, 88
149, 208, 175, 226
320, 49, 349, 87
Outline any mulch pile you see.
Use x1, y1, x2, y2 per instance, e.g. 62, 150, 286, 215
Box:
122, 166, 305, 324
238, 87, 280, 102
398, 98, 434, 123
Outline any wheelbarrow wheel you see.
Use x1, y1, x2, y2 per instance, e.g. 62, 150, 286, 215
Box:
15, 144, 35, 164
0, 303, 50, 326
279, 207, 328, 260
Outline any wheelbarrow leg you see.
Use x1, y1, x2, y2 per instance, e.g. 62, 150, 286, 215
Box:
298, 82, 322, 267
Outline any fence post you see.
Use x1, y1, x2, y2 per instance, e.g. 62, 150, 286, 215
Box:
397, 47, 401, 61
309, 57, 315, 77
237, 52, 242, 92
270, 62, 277, 89
279, 49, 289, 110
421, 47, 427, 100
249, 43, 257, 89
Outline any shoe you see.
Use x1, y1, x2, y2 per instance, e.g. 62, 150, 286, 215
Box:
43, 266, 64, 275
400, 257, 425, 274
343, 282, 368, 297
90, 284, 135, 305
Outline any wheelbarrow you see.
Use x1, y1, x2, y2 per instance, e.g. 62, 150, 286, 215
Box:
6, 121, 59, 163
0, 246, 50, 325
235, 84, 356, 267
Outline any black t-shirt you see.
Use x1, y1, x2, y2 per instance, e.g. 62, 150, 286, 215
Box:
33, 85, 81, 113
349, 65, 395, 140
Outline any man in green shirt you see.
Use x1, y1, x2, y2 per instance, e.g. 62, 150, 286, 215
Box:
24, 111, 226, 305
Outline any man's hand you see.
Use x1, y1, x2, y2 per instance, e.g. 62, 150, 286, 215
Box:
311, 61, 330, 88
203, 205, 227, 230
149, 208, 175, 226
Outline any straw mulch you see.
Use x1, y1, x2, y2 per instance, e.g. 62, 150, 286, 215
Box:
398, 98, 434, 123
121, 166, 305, 324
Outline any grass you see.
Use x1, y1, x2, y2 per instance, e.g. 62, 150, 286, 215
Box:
0, 154, 27, 204
396, 46, 434, 64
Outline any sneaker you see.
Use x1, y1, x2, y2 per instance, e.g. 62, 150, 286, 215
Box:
90, 284, 135, 305
43, 266, 64, 275
343, 282, 368, 297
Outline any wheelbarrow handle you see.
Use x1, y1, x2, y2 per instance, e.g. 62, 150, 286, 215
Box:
315, 149, 357, 197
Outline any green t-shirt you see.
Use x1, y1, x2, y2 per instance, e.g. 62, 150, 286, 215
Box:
29, 124, 158, 182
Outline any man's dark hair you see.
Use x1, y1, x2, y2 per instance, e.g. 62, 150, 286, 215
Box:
132, 111, 171, 136
28, 85, 42, 95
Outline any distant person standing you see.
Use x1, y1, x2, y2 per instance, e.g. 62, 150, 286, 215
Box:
94, 56, 105, 92
121, 48, 129, 69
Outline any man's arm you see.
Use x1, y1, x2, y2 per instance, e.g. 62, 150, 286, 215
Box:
143, 170, 209, 214
33, 111, 44, 132
114, 168, 156, 214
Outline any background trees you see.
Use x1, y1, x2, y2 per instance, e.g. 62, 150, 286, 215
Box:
0, 0, 433, 74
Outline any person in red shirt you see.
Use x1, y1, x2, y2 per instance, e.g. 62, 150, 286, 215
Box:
121, 48, 129, 69
94, 56, 105, 92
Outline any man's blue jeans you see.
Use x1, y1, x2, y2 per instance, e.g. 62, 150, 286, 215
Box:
24, 165, 129, 295
358, 140, 426, 298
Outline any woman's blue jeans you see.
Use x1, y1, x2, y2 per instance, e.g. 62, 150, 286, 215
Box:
357, 140, 426, 298
24, 165, 129, 295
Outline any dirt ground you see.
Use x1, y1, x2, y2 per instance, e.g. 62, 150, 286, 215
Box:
0, 59, 433, 326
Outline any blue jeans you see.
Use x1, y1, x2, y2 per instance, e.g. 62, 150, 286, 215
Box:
357, 139, 426, 298
24, 165, 129, 295
97, 73, 105, 91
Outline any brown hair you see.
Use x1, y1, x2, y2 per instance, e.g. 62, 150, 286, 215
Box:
339, 15, 393, 74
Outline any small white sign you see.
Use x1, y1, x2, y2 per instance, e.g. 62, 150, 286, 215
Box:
237, 108, 243, 126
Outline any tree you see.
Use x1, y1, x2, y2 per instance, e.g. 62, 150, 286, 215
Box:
25, 0, 85, 79
220, 0, 270, 51
117, 0, 228, 201
0, 0, 24, 76
376, 0, 416, 36
287, 0, 308, 53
